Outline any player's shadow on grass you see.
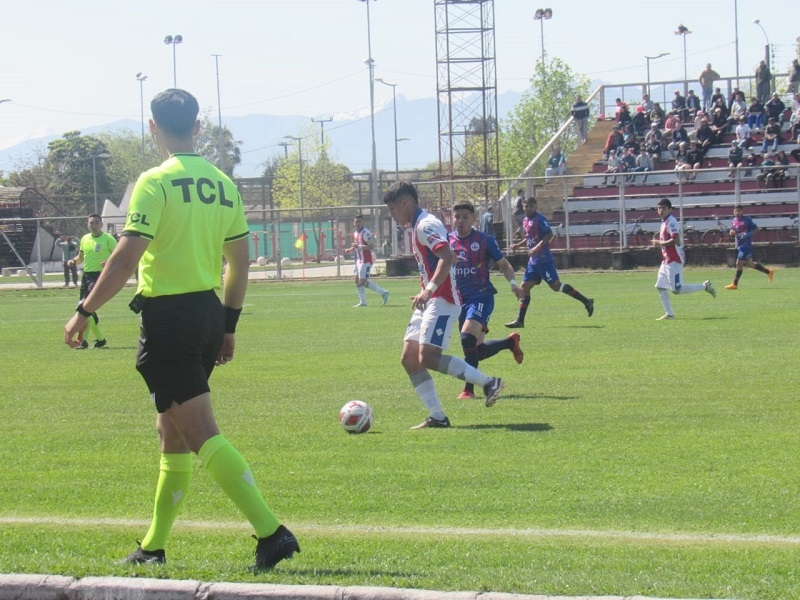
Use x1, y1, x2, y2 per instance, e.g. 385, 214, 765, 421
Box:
461, 422, 553, 432
502, 392, 577, 401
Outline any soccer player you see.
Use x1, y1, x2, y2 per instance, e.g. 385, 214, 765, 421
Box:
344, 213, 389, 307
505, 196, 594, 328
67, 214, 117, 349
725, 205, 774, 290
383, 181, 504, 429
63, 89, 298, 571
653, 197, 716, 320
449, 202, 525, 400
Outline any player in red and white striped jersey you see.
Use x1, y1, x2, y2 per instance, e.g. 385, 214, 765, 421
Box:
345, 214, 389, 307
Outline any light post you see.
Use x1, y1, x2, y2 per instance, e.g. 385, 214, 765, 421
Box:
674, 25, 692, 96
311, 116, 333, 147
358, 0, 379, 206
212, 54, 224, 170
283, 136, 304, 249
374, 78, 400, 180
644, 53, 670, 96
277, 141, 290, 159
135, 73, 147, 171
734, 0, 740, 87
163, 34, 183, 87
753, 19, 770, 70
91, 153, 112, 215
532, 8, 552, 69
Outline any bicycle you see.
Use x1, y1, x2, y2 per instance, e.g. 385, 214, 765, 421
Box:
682, 224, 701, 246
777, 216, 799, 242
601, 216, 653, 247
701, 214, 731, 245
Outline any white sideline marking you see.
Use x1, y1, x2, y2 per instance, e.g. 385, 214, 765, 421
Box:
3, 516, 800, 546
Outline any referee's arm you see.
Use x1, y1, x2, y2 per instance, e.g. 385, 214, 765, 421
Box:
222, 236, 250, 311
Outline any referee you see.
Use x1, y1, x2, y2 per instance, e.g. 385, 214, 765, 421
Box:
64, 89, 299, 571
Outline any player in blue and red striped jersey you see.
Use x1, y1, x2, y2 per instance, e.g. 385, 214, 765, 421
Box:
344, 214, 389, 307
653, 197, 716, 320
449, 202, 525, 400
384, 181, 504, 429
724, 205, 775, 290
505, 196, 594, 328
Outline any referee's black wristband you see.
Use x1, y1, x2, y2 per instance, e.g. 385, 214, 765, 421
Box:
76, 301, 92, 318
224, 306, 242, 334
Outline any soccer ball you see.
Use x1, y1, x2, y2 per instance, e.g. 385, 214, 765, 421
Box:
339, 400, 373, 434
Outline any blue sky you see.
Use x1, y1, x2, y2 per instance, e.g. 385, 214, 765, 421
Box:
1, 0, 797, 160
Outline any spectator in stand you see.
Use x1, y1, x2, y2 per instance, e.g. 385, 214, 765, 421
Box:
631, 143, 654, 184
711, 87, 726, 109
667, 120, 690, 158
790, 103, 800, 145
747, 97, 765, 130
673, 142, 690, 181
571, 95, 590, 144
691, 110, 706, 135
729, 91, 747, 128
641, 93, 654, 113
694, 119, 714, 153
672, 90, 687, 121
649, 102, 666, 129
544, 146, 566, 184
727, 141, 744, 178
686, 90, 701, 120
620, 147, 637, 181
728, 88, 741, 112
756, 153, 776, 188
698, 64, 721, 111
743, 149, 758, 177
709, 107, 729, 144
761, 117, 782, 154
614, 98, 631, 127
621, 124, 638, 153
644, 123, 663, 160
770, 150, 790, 187
765, 93, 786, 125
602, 125, 624, 160
632, 106, 649, 135
789, 59, 800, 95
602, 152, 622, 185
685, 141, 705, 181
755, 60, 772, 104
735, 115, 753, 149
664, 111, 681, 135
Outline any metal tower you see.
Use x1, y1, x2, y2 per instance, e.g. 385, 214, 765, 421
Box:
434, 0, 500, 204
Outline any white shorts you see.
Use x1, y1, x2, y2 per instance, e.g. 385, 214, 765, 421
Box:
404, 297, 459, 350
354, 261, 372, 280
656, 262, 684, 292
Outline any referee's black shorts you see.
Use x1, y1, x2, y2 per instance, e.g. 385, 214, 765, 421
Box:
135, 290, 224, 413
79, 271, 101, 300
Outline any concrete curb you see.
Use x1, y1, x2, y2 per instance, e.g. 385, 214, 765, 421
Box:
0, 574, 729, 600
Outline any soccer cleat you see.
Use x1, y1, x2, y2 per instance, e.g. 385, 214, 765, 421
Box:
724, 283, 738, 290
768, 269, 774, 283
353, 302, 367, 308
656, 314, 675, 320
252, 525, 300, 572
74, 340, 89, 350
508, 332, 524, 365
410, 416, 451, 429
585, 298, 594, 317
483, 377, 504, 407
703, 280, 717, 298
504, 320, 524, 329
381, 290, 390, 305
121, 544, 166, 565
457, 390, 475, 400
93, 339, 108, 349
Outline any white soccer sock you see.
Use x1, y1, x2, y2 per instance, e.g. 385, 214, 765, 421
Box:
436, 355, 491, 387
409, 371, 445, 420
678, 283, 704, 294
367, 281, 385, 294
357, 286, 367, 304
658, 288, 673, 316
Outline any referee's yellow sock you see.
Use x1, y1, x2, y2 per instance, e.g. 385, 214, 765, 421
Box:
198, 434, 280, 539
141, 453, 193, 551
87, 313, 106, 342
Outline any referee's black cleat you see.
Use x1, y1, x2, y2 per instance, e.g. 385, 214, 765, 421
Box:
252, 525, 300, 572
93, 339, 108, 349
121, 543, 166, 565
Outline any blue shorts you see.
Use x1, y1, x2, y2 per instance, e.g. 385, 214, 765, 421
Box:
522, 261, 559, 286
458, 293, 495, 330
736, 248, 753, 261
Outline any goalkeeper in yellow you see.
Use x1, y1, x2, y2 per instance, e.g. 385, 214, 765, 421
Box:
63, 88, 299, 571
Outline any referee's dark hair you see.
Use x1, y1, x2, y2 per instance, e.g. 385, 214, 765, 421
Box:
151, 89, 199, 139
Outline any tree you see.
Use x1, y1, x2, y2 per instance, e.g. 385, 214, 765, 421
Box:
96, 129, 160, 194
194, 114, 241, 177
500, 57, 590, 178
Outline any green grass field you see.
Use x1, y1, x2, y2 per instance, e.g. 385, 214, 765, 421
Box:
1, 267, 798, 599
